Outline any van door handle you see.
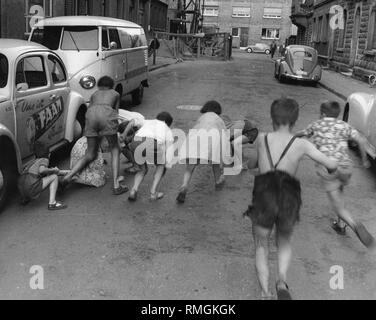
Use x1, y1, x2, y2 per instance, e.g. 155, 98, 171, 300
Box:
49, 94, 57, 100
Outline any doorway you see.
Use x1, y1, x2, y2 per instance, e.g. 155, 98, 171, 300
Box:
240, 27, 249, 47
350, 7, 361, 67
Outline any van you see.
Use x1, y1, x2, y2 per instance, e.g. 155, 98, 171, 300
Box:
29, 16, 149, 106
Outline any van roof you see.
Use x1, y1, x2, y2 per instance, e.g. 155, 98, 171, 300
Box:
34, 16, 142, 28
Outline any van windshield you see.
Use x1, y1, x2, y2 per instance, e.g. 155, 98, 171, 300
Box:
0, 54, 8, 88
30, 26, 62, 50
61, 26, 98, 51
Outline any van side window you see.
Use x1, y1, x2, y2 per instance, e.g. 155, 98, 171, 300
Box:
48, 55, 67, 84
16, 56, 47, 89
102, 28, 109, 49
109, 28, 121, 50
118, 28, 132, 49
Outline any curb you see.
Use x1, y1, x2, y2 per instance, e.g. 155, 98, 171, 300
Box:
318, 81, 346, 101
149, 63, 173, 72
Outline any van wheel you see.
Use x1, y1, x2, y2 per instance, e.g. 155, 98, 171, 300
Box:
132, 84, 144, 106
0, 161, 12, 212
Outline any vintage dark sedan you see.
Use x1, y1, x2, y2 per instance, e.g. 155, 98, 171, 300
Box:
274, 45, 322, 85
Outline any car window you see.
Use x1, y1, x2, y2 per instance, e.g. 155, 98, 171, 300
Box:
16, 56, 47, 89
109, 28, 122, 50
118, 27, 133, 49
47, 55, 67, 84
125, 28, 147, 48
61, 26, 98, 51
293, 50, 313, 59
0, 54, 8, 88
30, 26, 62, 50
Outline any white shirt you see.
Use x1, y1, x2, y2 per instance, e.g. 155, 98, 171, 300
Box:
118, 109, 145, 128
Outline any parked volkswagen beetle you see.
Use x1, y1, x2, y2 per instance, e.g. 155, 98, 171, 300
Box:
274, 45, 322, 85
0, 39, 86, 211
343, 92, 376, 158
245, 43, 271, 55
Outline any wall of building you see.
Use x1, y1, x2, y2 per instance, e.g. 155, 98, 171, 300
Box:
0, 0, 167, 40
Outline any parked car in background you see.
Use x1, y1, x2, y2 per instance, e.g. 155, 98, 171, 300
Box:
245, 43, 271, 55
0, 39, 86, 211
274, 45, 321, 85
29, 16, 149, 106
343, 92, 376, 158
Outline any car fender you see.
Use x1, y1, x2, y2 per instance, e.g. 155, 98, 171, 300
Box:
64, 91, 87, 142
0, 124, 22, 173
346, 93, 375, 136
279, 61, 292, 75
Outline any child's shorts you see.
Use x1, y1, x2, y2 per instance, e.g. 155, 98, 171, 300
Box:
128, 137, 166, 165
18, 173, 43, 201
246, 170, 301, 236
84, 105, 118, 138
315, 164, 352, 192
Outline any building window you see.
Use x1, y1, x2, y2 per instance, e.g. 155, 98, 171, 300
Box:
317, 16, 323, 42
203, 6, 219, 17
232, 28, 239, 37
367, 7, 376, 50
232, 7, 250, 18
321, 14, 329, 42
337, 9, 347, 49
261, 28, 280, 39
25, 0, 53, 35
263, 8, 282, 19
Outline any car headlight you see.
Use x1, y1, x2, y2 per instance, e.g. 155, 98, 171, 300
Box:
79, 76, 96, 89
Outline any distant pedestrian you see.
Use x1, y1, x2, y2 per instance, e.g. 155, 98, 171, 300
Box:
63, 76, 128, 195
244, 98, 337, 299
127, 112, 174, 201
270, 40, 277, 59
18, 142, 69, 210
279, 43, 286, 57
297, 101, 376, 249
176, 101, 230, 203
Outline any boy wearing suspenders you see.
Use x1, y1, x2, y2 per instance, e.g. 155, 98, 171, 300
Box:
244, 98, 337, 299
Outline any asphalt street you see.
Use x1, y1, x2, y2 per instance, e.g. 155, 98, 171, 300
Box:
1, 51, 376, 299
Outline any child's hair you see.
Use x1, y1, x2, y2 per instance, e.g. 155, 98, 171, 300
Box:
200, 100, 222, 115
320, 101, 341, 118
34, 141, 50, 158
118, 121, 130, 134
97, 76, 115, 89
270, 98, 299, 127
156, 112, 173, 127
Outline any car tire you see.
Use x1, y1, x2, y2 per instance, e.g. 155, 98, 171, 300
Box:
247, 48, 253, 53
0, 160, 12, 213
265, 49, 271, 55
131, 84, 144, 106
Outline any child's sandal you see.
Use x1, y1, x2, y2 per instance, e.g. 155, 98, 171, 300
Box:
48, 201, 67, 211
331, 220, 347, 235
176, 189, 187, 204
112, 184, 129, 195
150, 192, 164, 201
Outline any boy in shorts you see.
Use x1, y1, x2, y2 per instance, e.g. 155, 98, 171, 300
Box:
297, 101, 375, 248
244, 98, 337, 299
18, 142, 68, 210
127, 112, 174, 201
63, 76, 128, 195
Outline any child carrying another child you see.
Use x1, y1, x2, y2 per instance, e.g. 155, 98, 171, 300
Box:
127, 112, 174, 201
244, 98, 337, 300
298, 101, 376, 248
18, 142, 68, 210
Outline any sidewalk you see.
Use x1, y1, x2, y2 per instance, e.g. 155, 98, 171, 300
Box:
148, 56, 177, 72
319, 68, 375, 101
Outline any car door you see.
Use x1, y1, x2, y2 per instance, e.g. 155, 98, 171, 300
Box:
14, 53, 63, 158
45, 54, 70, 145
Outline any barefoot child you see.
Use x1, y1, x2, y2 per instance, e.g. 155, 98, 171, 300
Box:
297, 101, 376, 248
127, 112, 174, 201
63, 76, 128, 195
177, 101, 230, 203
18, 142, 68, 210
244, 98, 337, 299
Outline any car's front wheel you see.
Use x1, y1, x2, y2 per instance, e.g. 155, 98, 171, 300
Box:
132, 84, 144, 106
265, 49, 271, 55
0, 160, 12, 212
247, 48, 253, 53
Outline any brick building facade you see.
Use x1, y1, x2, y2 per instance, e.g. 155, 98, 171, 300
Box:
201, 0, 293, 48
0, 0, 168, 40
291, 0, 376, 81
